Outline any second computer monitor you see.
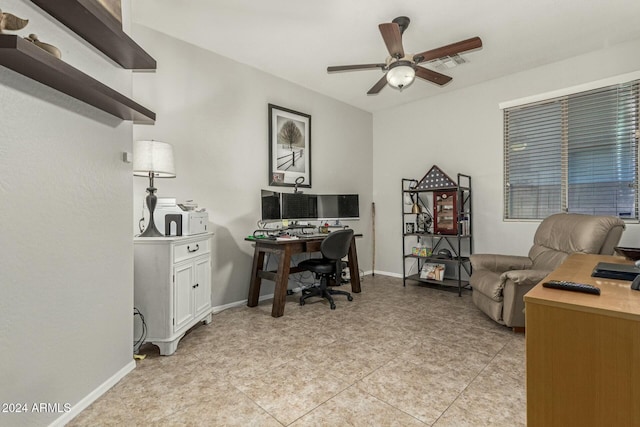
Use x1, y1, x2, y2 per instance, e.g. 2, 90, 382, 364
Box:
318, 194, 359, 220
281, 193, 317, 220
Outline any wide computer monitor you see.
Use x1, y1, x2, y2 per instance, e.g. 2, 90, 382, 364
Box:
262, 190, 360, 221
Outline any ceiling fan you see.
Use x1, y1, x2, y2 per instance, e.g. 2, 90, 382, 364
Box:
327, 16, 482, 95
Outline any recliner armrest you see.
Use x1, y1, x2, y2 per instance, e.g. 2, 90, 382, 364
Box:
470, 254, 533, 273
502, 269, 551, 287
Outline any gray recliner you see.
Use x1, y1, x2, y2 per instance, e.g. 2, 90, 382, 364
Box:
470, 213, 625, 328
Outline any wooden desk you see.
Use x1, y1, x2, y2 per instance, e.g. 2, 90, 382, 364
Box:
524, 253, 640, 427
246, 234, 362, 317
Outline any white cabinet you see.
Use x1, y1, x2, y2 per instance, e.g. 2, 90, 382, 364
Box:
134, 233, 213, 355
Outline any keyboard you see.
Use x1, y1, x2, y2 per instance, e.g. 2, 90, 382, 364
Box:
542, 280, 601, 295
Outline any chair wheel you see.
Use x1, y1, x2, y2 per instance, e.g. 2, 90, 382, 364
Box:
300, 300, 305, 306
347, 295, 353, 301
330, 303, 336, 310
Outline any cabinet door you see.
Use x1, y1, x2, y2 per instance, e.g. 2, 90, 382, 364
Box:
193, 256, 212, 316
173, 262, 194, 332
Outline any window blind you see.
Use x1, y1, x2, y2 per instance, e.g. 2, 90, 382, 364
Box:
504, 81, 639, 220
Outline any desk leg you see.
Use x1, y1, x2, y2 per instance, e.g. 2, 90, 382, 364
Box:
272, 245, 292, 317
348, 238, 361, 293
247, 246, 265, 307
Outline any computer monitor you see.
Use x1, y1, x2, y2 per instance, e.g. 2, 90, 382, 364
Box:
261, 190, 281, 221
281, 193, 318, 220
317, 194, 359, 220
337, 194, 360, 219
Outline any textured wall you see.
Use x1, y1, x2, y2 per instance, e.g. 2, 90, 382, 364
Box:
0, 1, 135, 425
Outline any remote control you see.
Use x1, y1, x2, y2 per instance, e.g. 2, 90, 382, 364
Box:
543, 280, 600, 295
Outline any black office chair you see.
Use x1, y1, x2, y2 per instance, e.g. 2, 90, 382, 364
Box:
297, 229, 354, 310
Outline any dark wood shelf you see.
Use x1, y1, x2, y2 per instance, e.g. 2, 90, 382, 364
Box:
30, 0, 156, 70
0, 35, 155, 123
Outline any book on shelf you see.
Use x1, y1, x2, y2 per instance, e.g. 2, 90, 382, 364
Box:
420, 263, 446, 281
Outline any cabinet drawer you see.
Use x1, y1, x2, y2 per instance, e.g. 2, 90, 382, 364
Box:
174, 237, 210, 264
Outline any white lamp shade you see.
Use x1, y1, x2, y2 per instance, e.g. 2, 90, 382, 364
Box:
133, 140, 176, 178
386, 64, 415, 89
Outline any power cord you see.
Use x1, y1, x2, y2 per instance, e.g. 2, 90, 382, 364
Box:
133, 307, 147, 355
138, 199, 146, 234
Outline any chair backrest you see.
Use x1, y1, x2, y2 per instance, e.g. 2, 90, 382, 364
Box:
528, 213, 626, 271
321, 229, 354, 261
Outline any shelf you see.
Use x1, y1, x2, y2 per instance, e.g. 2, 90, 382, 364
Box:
404, 255, 470, 262
405, 274, 470, 289
30, 0, 156, 70
405, 186, 471, 193
404, 232, 471, 238
0, 35, 155, 123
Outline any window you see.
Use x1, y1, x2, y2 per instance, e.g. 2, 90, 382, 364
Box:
504, 81, 639, 220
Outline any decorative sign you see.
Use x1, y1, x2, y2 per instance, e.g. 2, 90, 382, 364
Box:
415, 165, 457, 190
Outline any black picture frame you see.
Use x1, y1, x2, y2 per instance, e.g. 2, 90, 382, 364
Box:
268, 104, 311, 188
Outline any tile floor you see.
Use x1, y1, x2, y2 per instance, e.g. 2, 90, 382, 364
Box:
69, 275, 526, 426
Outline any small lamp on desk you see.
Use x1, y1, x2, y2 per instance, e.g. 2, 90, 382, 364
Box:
133, 140, 176, 237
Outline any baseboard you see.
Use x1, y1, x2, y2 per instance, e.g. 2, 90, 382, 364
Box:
49, 360, 136, 427
211, 293, 274, 314
373, 270, 402, 278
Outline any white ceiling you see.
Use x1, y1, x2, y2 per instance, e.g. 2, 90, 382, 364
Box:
131, 0, 640, 113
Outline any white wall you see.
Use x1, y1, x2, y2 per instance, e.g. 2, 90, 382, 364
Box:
373, 38, 640, 276
0, 1, 136, 426
130, 26, 373, 307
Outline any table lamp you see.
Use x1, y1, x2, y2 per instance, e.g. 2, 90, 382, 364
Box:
133, 140, 176, 237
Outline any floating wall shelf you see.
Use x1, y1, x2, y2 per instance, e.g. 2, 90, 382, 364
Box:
30, 0, 156, 70
0, 35, 155, 124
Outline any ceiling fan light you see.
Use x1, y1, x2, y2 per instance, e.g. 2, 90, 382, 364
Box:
386, 64, 415, 89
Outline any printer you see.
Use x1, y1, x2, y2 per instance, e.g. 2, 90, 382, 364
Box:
154, 198, 209, 236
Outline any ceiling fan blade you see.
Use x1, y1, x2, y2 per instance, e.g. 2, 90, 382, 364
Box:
413, 36, 482, 64
327, 63, 386, 72
379, 23, 404, 58
415, 66, 452, 86
367, 75, 388, 95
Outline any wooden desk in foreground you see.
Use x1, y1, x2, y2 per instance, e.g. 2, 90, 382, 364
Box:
524, 253, 640, 427
245, 234, 361, 318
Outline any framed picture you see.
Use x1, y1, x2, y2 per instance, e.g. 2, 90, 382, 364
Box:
268, 104, 311, 187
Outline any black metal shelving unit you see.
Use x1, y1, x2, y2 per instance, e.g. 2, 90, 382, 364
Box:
401, 173, 473, 296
